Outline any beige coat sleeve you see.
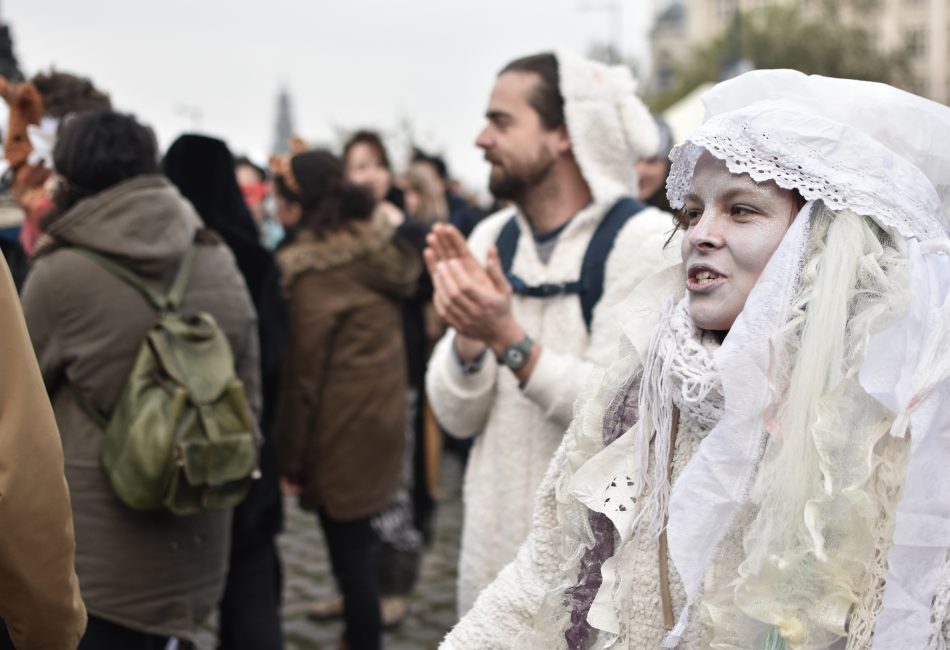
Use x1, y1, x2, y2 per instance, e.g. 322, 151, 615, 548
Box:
0, 256, 86, 649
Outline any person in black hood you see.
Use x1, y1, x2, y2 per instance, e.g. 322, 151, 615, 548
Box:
163, 134, 286, 650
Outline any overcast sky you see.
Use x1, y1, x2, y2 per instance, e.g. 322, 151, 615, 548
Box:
7, 0, 658, 191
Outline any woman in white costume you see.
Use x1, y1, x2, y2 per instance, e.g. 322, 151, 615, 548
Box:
441, 69, 950, 649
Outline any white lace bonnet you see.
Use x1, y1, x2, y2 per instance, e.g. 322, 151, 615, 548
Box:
666, 68, 950, 240
657, 70, 950, 649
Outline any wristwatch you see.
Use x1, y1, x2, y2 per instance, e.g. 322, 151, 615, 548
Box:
498, 335, 534, 370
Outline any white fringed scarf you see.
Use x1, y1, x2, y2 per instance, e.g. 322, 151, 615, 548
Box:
628, 296, 724, 543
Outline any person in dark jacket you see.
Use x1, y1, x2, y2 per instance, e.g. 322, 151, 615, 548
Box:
274, 149, 420, 650
163, 134, 286, 650
20, 112, 260, 649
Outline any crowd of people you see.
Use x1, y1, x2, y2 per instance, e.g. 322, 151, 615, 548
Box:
0, 46, 950, 650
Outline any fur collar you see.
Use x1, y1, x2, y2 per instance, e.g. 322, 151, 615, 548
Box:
277, 208, 395, 283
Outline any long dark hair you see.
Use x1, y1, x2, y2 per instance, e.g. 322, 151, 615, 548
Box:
273, 149, 376, 239
50, 111, 159, 220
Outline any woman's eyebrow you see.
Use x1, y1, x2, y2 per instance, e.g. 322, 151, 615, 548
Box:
685, 186, 765, 205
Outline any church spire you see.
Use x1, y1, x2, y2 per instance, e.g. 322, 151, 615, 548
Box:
272, 85, 296, 155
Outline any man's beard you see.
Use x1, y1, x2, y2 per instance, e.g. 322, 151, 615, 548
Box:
488, 149, 556, 204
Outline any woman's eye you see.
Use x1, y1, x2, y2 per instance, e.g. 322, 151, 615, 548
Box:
731, 205, 756, 217
677, 205, 702, 229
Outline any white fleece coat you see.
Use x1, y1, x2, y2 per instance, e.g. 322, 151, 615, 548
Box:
426, 197, 678, 614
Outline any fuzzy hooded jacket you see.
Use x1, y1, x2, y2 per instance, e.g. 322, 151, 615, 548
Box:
425, 50, 681, 615
20, 175, 261, 642
0, 255, 86, 649
275, 212, 421, 521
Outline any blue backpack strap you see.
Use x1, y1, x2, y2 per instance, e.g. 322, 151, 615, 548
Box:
495, 215, 520, 276
496, 215, 584, 299
578, 196, 647, 331
495, 198, 646, 332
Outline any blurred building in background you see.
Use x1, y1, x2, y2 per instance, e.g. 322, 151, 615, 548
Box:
272, 86, 296, 155
649, 0, 949, 104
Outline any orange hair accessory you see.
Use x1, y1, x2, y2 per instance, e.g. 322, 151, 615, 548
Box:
268, 154, 301, 196
288, 135, 308, 155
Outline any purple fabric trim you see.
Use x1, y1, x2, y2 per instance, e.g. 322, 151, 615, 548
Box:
564, 375, 642, 649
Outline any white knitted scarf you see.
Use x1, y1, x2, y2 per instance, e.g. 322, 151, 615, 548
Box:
629, 295, 724, 542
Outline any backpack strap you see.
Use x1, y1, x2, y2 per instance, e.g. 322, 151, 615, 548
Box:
494, 198, 646, 332
497, 216, 585, 301
578, 196, 646, 331
165, 246, 198, 312
72, 246, 198, 313
495, 215, 520, 276
65, 245, 200, 429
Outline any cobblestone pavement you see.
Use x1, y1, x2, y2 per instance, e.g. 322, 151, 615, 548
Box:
198, 451, 464, 650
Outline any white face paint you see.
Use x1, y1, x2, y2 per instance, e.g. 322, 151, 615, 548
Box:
680, 152, 800, 333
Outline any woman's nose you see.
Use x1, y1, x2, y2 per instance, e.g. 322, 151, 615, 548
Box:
688, 211, 724, 249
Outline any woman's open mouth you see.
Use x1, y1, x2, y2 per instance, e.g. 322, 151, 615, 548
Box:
686, 264, 727, 292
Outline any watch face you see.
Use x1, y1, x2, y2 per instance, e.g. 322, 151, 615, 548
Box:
503, 336, 533, 369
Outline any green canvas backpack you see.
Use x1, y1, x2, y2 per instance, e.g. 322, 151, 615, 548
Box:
70, 245, 260, 515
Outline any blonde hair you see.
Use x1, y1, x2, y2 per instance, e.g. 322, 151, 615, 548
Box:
705, 204, 912, 649
404, 163, 448, 224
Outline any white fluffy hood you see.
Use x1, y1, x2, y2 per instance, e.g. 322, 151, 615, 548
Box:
555, 50, 658, 204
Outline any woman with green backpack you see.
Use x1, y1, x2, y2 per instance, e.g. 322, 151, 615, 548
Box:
20, 111, 262, 649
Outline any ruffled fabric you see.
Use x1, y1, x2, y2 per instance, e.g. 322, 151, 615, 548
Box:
859, 237, 950, 648
567, 297, 723, 642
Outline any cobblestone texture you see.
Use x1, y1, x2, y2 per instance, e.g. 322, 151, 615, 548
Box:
196, 452, 463, 649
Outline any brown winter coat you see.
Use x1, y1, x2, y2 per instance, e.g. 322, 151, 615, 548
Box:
20, 175, 261, 642
276, 212, 420, 521
0, 256, 86, 649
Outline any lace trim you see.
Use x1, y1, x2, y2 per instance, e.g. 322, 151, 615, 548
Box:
666, 108, 946, 241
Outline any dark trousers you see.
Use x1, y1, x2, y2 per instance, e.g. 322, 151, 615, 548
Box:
0, 621, 13, 650
377, 543, 421, 597
78, 615, 173, 650
217, 540, 284, 650
0, 615, 175, 650
318, 510, 382, 650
